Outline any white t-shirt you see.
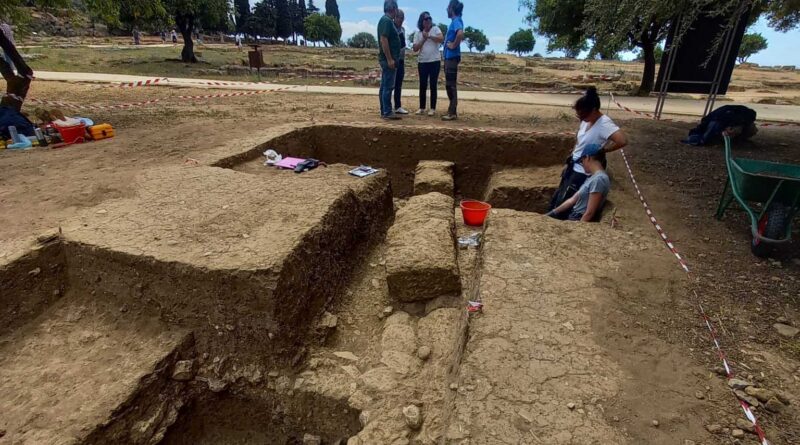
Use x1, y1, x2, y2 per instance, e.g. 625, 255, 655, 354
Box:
572, 114, 620, 174
414, 26, 443, 64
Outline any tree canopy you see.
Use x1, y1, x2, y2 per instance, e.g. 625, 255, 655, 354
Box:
324, 0, 339, 23
738, 32, 768, 63
507, 28, 535, 56
464, 26, 489, 52
347, 31, 378, 49
304, 12, 340, 46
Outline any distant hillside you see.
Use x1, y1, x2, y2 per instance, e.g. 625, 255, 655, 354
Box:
23, 3, 108, 38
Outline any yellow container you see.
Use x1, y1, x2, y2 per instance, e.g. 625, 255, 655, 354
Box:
88, 124, 115, 141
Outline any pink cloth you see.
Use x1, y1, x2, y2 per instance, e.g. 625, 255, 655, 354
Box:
274, 157, 305, 169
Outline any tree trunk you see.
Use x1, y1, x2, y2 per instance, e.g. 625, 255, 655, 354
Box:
176, 14, 198, 63
637, 38, 656, 96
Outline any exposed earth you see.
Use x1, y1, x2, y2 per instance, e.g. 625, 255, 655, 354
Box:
1, 76, 799, 445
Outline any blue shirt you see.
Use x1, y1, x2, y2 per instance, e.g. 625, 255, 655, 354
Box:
444, 16, 463, 60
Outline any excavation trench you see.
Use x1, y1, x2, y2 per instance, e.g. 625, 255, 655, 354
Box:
1, 125, 578, 444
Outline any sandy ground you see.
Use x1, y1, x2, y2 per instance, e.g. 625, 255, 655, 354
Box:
1, 80, 799, 444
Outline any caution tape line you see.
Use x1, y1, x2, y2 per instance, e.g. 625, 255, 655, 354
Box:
610, 92, 800, 128
620, 149, 770, 445
25, 85, 301, 110
332, 120, 574, 137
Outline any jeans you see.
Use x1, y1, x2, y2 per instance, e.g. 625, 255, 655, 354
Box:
393, 59, 405, 109
418, 61, 440, 110
444, 57, 460, 116
548, 159, 589, 217
379, 60, 397, 117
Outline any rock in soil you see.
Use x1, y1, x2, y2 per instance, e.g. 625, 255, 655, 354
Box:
706, 424, 723, 434
731, 429, 745, 439
333, 351, 359, 361
745, 386, 776, 403
764, 397, 786, 413
736, 418, 755, 433
403, 404, 423, 430
171, 360, 194, 381
651, 420, 660, 428
303, 433, 322, 445
734, 390, 760, 407
773, 323, 800, 338
319, 311, 338, 329
727, 378, 754, 390
417, 346, 431, 361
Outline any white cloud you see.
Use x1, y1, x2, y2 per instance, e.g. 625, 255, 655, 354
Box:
340, 20, 377, 39
357, 6, 383, 13
489, 35, 509, 47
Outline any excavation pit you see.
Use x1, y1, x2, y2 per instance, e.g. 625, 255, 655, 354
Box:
216, 125, 573, 205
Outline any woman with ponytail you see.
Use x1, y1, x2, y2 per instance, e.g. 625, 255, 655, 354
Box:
548, 87, 628, 216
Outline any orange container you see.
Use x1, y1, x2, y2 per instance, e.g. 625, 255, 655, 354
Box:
460, 200, 492, 226
88, 124, 115, 140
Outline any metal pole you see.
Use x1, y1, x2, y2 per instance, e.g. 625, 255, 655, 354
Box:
705, 6, 744, 116
655, 14, 682, 120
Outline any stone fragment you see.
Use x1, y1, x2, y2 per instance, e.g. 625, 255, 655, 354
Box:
773, 323, 799, 338
727, 378, 754, 390
745, 386, 775, 403
764, 398, 785, 413
28, 267, 41, 276
403, 404, 423, 430
706, 424, 722, 434
359, 411, 370, 427
449, 383, 459, 390
319, 312, 338, 329
651, 420, 660, 428
417, 346, 431, 361
303, 433, 322, 445
734, 390, 760, 407
333, 351, 360, 361
731, 429, 745, 439
694, 390, 705, 400
736, 418, 755, 433
171, 360, 194, 381
567, 403, 576, 410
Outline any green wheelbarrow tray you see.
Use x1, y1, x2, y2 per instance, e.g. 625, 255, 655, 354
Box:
716, 135, 800, 250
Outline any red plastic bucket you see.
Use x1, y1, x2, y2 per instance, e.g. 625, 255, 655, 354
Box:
460, 200, 492, 226
56, 123, 86, 145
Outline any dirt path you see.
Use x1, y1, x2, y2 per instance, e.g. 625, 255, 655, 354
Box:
29, 71, 800, 123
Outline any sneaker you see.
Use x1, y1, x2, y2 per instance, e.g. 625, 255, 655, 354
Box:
415, 109, 427, 115
428, 109, 436, 117
395, 107, 409, 115
382, 114, 402, 120
441, 114, 458, 121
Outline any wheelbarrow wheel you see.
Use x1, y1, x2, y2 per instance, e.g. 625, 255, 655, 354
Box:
751, 203, 790, 258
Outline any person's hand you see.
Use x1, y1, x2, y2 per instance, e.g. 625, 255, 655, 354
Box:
447, 41, 457, 50
422, 31, 429, 40
388, 59, 396, 70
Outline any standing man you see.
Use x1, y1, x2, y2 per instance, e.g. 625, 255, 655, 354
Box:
442, 0, 464, 121
377, 1, 402, 120
393, 9, 409, 115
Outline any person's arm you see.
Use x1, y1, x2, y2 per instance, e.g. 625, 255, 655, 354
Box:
580, 193, 605, 222
380, 35, 396, 69
601, 129, 628, 153
413, 32, 425, 52
447, 29, 464, 50
429, 28, 444, 44
549, 194, 579, 217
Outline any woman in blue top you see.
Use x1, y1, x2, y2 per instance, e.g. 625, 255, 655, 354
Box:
442, 0, 464, 121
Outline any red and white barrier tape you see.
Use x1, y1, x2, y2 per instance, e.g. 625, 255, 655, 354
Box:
620, 149, 770, 445
610, 92, 800, 128
115, 77, 168, 88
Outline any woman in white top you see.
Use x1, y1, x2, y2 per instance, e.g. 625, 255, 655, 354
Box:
412, 11, 443, 116
548, 87, 628, 215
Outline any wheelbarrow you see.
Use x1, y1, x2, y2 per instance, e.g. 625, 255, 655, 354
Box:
716, 135, 800, 257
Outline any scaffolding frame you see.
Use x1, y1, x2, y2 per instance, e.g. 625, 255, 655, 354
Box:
654, 9, 744, 120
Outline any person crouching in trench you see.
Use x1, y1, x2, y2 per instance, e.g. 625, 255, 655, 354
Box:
546, 144, 610, 222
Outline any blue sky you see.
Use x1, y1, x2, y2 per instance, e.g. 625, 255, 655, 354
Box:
312, 0, 800, 66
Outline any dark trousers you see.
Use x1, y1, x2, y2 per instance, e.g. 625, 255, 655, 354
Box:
418, 61, 440, 110
549, 160, 589, 218
393, 59, 405, 109
444, 57, 460, 116
0, 31, 33, 111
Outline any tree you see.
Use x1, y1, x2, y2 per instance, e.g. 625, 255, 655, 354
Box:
247, 0, 277, 38
464, 26, 489, 52
163, 0, 231, 62
293, 0, 307, 41
437, 22, 448, 38
234, 0, 251, 33
304, 13, 340, 46
324, 0, 339, 22
636, 44, 663, 63
275, 0, 292, 39
520, 0, 588, 56
83, 0, 122, 28
347, 32, 378, 49
738, 32, 768, 63
119, 0, 170, 31
507, 28, 535, 56
307, 0, 319, 14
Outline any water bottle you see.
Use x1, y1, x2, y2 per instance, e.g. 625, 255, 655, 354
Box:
35, 128, 48, 147
8, 125, 20, 143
